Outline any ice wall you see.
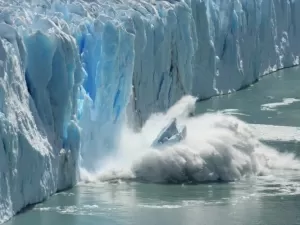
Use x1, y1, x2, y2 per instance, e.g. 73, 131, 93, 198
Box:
1, 0, 300, 223
0, 3, 82, 223
132, 0, 300, 125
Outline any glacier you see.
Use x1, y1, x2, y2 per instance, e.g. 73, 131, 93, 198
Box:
1, 0, 300, 223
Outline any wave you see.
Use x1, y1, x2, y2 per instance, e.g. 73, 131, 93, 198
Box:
79, 96, 300, 184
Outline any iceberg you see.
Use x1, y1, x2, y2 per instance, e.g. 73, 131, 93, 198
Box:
1, 0, 300, 222
151, 118, 187, 148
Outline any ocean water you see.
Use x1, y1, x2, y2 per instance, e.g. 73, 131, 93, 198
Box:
4, 67, 300, 225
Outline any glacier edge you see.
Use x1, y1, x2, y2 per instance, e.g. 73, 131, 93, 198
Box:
1, 0, 300, 223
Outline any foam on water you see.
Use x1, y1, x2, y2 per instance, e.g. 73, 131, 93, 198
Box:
261, 98, 300, 111
34, 205, 100, 215
80, 96, 300, 184
138, 204, 182, 209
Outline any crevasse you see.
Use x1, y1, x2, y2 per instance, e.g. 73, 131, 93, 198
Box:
1, 0, 300, 223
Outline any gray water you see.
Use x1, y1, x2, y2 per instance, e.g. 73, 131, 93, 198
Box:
5, 67, 300, 225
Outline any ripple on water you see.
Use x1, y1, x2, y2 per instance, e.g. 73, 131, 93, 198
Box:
255, 173, 300, 197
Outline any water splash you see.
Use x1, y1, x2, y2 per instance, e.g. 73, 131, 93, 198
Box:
80, 95, 300, 184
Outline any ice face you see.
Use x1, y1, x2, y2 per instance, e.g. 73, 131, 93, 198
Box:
0, 3, 83, 223
1, 0, 300, 222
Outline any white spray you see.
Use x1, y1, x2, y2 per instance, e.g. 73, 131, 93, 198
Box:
80, 95, 300, 183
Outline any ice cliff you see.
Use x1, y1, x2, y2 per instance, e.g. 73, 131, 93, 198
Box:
1, 0, 300, 223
